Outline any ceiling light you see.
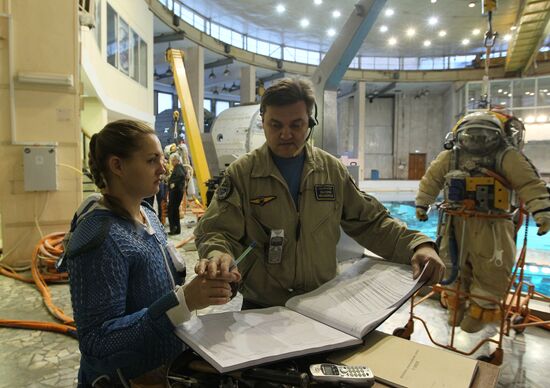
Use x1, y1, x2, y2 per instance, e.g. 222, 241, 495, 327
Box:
431, 0, 437, 3
223, 65, 230, 76
276, 4, 285, 13
537, 115, 547, 123
406, 28, 416, 37
229, 82, 238, 92
547, 92, 550, 96
327, 28, 336, 37
438, 30, 447, 37
428, 16, 438, 25
213, 88, 219, 95
222, 84, 228, 93
385, 9, 394, 17
423, 40, 431, 47
208, 69, 216, 80
525, 91, 530, 95
510, 25, 517, 31
388, 37, 397, 46
462, 38, 470, 45
332, 10, 341, 18
503, 34, 512, 41
472, 28, 480, 35
468, 1, 475, 8
380, 25, 388, 33
497, 89, 502, 93
300, 18, 310, 28
314, 0, 322, 5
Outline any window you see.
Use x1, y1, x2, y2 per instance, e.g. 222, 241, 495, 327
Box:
139, 39, 147, 87
180, 6, 193, 25
216, 100, 230, 115
307, 50, 320, 65
106, 3, 117, 66
283, 47, 296, 62
270, 43, 281, 59
194, 14, 205, 32
93, 0, 101, 49
294, 48, 308, 64
349, 57, 359, 69
105, 4, 148, 86
157, 92, 173, 114
231, 31, 243, 48
257, 40, 270, 56
118, 18, 130, 74
403, 57, 418, 70
246, 37, 257, 52
204, 99, 212, 112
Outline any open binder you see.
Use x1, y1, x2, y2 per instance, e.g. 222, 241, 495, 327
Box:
176, 258, 426, 373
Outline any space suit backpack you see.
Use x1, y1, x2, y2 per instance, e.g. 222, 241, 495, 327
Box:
443, 110, 525, 213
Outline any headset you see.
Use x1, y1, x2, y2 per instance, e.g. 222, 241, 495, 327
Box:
305, 102, 319, 142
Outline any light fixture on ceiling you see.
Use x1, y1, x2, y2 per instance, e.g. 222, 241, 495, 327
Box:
332, 10, 341, 18
462, 38, 470, 45
406, 28, 416, 37
503, 34, 512, 41
222, 84, 228, 93
230, 82, 238, 92
438, 30, 447, 37
428, 16, 438, 25
327, 28, 336, 37
213, 87, 219, 95
385, 9, 394, 17
165, 67, 173, 77
388, 37, 397, 46
468, 1, 475, 8
223, 65, 230, 76
380, 25, 388, 33
431, 0, 437, 3
275, 4, 285, 13
423, 40, 431, 47
300, 18, 310, 28
472, 28, 480, 35
208, 69, 216, 80
314, 0, 322, 5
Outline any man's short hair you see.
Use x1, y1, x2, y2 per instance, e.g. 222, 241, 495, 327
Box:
260, 78, 316, 117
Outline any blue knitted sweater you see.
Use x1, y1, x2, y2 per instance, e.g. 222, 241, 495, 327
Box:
64, 196, 185, 384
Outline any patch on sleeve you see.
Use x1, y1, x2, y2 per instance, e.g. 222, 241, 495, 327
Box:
216, 175, 233, 200
250, 195, 277, 206
314, 184, 336, 201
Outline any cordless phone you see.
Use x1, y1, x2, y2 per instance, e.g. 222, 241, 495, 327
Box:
309, 363, 375, 386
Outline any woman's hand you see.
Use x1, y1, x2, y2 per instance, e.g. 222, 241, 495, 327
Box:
184, 276, 233, 311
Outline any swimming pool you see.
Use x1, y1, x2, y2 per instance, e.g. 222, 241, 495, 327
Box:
383, 202, 550, 296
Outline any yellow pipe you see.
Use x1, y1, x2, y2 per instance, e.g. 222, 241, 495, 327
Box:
166, 49, 211, 206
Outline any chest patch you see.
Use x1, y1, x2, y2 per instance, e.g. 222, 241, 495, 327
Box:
250, 195, 277, 206
314, 184, 336, 201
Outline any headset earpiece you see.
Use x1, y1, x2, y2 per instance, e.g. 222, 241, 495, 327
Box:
308, 117, 317, 129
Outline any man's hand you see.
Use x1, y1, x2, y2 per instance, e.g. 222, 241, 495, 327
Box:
195, 251, 241, 283
411, 243, 445, 286
534, 211, 550, 236
415, 206, 429, 222
184, 276, 233, 311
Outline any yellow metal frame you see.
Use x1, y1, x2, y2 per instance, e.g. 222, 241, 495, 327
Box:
166, 48, 211, 206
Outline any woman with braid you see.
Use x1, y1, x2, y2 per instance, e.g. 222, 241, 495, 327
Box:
61, 120, 240, 387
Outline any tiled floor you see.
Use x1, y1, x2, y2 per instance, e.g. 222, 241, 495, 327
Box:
1, 215, 549, 387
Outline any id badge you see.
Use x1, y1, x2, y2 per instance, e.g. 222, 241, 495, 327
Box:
267, 229, 284, 264
166, 243, 186, 273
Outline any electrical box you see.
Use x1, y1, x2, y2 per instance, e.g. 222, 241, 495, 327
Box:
23, 146, 58, 191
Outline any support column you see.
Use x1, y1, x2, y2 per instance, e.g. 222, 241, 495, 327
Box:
240, 65, 256, 104
185, 45, 204, 132
354, 82, 366, 180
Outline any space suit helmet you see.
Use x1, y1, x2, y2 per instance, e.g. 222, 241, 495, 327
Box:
454, 111, 505, 155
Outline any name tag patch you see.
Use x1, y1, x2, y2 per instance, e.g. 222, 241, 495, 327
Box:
250, 196, 277, 207
314, 184, 336, 201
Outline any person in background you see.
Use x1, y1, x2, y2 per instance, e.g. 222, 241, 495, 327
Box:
168, 152, 186, 235
61, 119, 239, 386
193, 78, 445, 310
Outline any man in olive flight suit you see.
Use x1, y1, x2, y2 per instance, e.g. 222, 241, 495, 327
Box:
194, 78, 445, 309
416, 111, 550, 332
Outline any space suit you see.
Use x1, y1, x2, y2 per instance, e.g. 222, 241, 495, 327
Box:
415, 111, 550, 332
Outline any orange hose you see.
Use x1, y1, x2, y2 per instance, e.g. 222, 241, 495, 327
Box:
0, 232, 76, 337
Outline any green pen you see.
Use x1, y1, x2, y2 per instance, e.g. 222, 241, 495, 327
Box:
231, 241, 257, 270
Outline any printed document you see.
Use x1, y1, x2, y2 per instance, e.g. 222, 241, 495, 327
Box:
175, 258, 426, 373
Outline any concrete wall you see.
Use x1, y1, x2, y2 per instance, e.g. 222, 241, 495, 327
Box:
523, 140, 550, 180
0, 0, 81, 267
394, 92, 447, 179
365, 97, 394, 179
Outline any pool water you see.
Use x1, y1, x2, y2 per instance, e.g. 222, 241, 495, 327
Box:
383, 202, 550, 296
